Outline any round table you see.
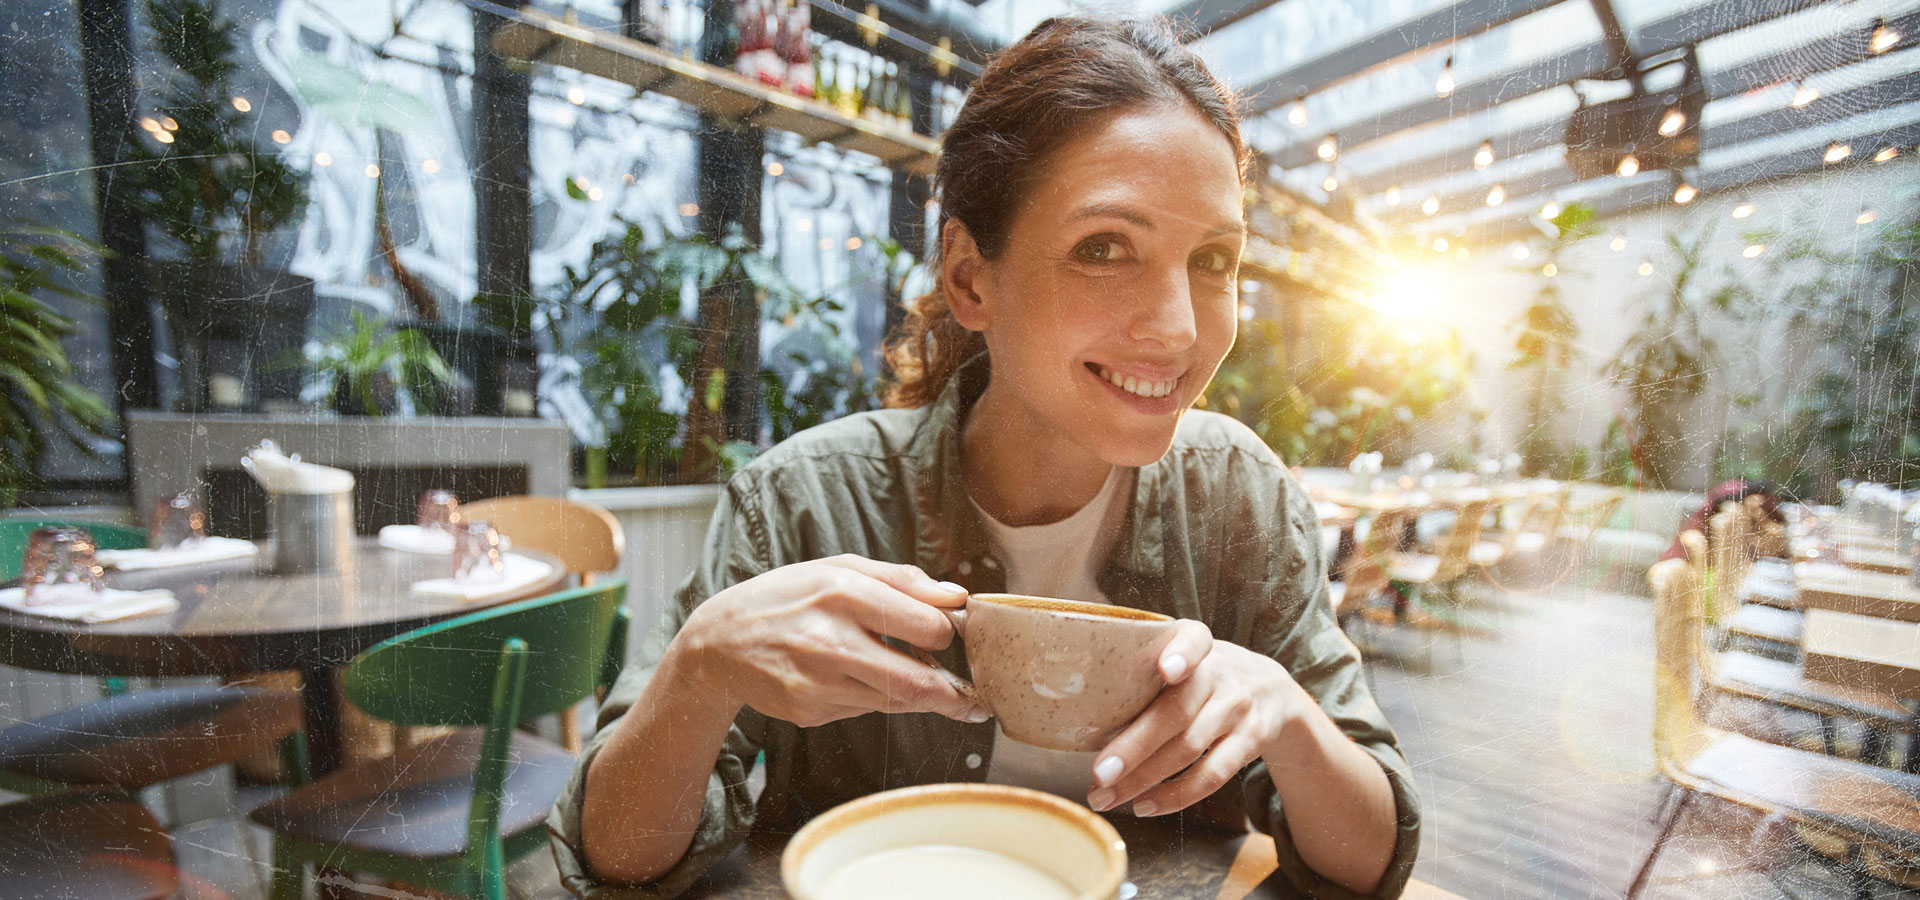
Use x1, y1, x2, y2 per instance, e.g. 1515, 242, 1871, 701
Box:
0, 538, 567, 773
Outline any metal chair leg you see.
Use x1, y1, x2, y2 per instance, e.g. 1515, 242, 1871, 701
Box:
1629, 788, 1694, 899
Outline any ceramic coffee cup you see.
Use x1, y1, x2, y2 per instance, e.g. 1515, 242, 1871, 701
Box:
782, 783, 1127, 900
918, 593, 1178, 752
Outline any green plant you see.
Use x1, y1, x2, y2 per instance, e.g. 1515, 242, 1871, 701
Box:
130, 0, 307, 265
1511, 203, 1597, 476
0, 229, 113, 506
302, 311, 453, 416
1603, 226, 1752, 488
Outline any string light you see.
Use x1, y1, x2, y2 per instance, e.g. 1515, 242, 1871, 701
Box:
1432, 237, 1450, 253
1485, 183, 1505, 206
1673, 182, 1697, 204
622, 173, 636, 185
767, 162, 784, 176
1824, 142, 1851, 163
587, 186, 603, 201
421, 158, 440, 174
1870, 18, 1901, 54
161, 117, 179, 131
1542, 263, 1558, 277
1742, 243, 1766, 258
1610, 236, 1626, 251
1473, 141, 1494, 170
231, 96, 251, 112
271, 129, 291, 144
1856, 208, 1878, 225
795, 218, 813, 232
1385, 186, 1402, 207
153, 130, 175, 144
1511, 244, 1529, 260
1731, 202, 1755, 219
313, 151, 332, 166
1616, 154, 1640, 178
1790, 83, 1819, 108
1323, 174, 1339, 192
846, 237, 863, 250
139, 117, 161, 132
1874, 146, 1899, 163
1287, 96, 1307, 127
1658, 108, 1687, 137
1540, 200, 1561, 220
1637, 261, 1654, 276
1422, 195, 1441, 216
573, 176, 591, 191
567, 87, 586, 105
365, 164, 380, 178
1435, 55, 1455, 99
679, 203, 700, 217
1316, 134, 1338, 162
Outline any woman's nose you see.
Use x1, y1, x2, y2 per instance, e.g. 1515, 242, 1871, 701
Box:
1128, 266, 1199, 351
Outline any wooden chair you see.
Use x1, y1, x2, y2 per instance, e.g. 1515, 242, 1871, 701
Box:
459, 495, 624, 752
1469, 496, 1542, 569
1633, 560, 1920, 898
250, 581, 630, 900
0, 790, 177, 900
1354, 502, 1494, 662
0, 519, 304, 797
1713, 510, 1803, 658
1555, 489, 1624, 546
1505, 488, 1570, 557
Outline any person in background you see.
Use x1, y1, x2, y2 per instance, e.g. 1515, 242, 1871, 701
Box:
1659, 478, 1788, 564
549, 15, 1419, 900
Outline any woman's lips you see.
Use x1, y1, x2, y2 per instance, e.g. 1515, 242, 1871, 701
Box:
1087, 362, 1183, 405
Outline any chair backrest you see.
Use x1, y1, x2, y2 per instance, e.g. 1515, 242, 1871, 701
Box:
1706, 509, 1752, 621
0, 519, 147, 581
1587, 490, 1625, 531
460, 495, 624, 582
1433, 499, 1493, 582
1648, 559, 1712, 771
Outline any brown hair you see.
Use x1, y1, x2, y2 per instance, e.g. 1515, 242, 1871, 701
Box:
882, 15, 1248, 408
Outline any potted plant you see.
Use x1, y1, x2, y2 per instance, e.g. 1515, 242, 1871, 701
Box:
0, 229, 114, 506
300, 310, 454, 417
131, 0, 312, 412
1510, 203, 1597, 478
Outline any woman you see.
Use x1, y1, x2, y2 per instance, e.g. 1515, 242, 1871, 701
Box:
550, 16, 1419, 899
1658, 478, 1787, 564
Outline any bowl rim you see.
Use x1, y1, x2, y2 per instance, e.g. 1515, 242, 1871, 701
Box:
779, 782, 1128, 900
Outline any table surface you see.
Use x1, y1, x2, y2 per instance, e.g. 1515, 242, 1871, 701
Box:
1803, 609, 1920, 702
1796, 562, 1920, 622
0, 538, 567, 678
681, 815, 1465, 900
1838, 543, 1914, 576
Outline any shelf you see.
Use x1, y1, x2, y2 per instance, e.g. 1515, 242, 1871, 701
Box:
492, 7, 940, 176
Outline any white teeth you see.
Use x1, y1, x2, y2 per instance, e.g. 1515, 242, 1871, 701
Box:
1095, 365, 1177, 399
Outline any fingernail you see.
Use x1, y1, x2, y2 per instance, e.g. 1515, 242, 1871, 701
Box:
1132, 800, 1157, 817
1087, 788, 1114, 811
1094, 756, 1124, 786
1161, 654, 1188, 681
966, 706, 991, 723
936, 581, 969, 595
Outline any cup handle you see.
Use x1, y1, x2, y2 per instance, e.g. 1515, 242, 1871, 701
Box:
910, 607, 984, 707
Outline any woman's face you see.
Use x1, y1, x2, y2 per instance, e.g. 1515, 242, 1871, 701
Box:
947, 102, 1245, 467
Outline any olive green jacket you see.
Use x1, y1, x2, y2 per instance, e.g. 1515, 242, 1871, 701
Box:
548, 358, 1422, 898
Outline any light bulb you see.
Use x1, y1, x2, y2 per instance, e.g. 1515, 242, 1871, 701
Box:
1658, 108, 1687, 137
1473, 141, 1493, 170
231, 96, 251, 112
1732, 203, 1755, 219
1421, 195, 1440, 216
568, 87, 586, 105
1511, 244, 1529, 260
1637, 262, 1653, 276
1874, 146, 1899, 163
1825, 142, 1851, 163
1432, 237, 1450, 253
1871, 19, 1900, 53
1610, 236, 1626, 251
1317, 135, 1338, 162
313, 151, 332, 166
1385, 186, 1402, 207
139, 117, 160, 132
1485, 183, 1505, 206
1540, 201, 1561, 220
1673, 182, 1696, 204
161, 117, 179, 131
153, 130, 175, 144
271, 129, 291, 144
1616, 154, 1640, 178
847, 237, 863, 250
1542, 263, 1558, 278
1742, 243, 1766, 258
365, 164, 380, 178
1435, 56, 1455, 99
1287, 98, 1307, 127
767, 162, 784, 176
1790, 83, 1819, 108
1323, 174, 1339, 192
421, 158, 441, 174
1857, 209, 1878, 225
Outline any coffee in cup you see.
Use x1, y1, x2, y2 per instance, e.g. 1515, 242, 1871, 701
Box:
919, 593, 1177, 752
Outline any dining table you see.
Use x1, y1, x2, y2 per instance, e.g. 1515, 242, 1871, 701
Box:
1796, 561, 1920, 623
1801, 608, 1920, 773
1836, 543, 1914, 577
676, 812, 1466, 899
0, 537, 567, 774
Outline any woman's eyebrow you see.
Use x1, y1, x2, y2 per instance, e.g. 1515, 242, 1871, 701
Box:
1070, 203, 1246, 240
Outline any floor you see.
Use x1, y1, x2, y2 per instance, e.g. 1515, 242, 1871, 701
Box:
9, 550, 1915, 899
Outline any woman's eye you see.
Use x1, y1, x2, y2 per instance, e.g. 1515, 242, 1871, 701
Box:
1073, 238, 1125, 263
1190, 249, 1233, 274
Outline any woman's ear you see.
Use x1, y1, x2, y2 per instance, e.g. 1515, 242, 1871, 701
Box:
941, 220, 991, 332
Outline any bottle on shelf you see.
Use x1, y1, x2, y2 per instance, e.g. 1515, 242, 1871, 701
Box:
892, 63, 912, 130
783, 0, 813, 98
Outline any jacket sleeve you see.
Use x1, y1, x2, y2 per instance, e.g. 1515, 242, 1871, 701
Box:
547, 476, 780, 899
1238, 476, 1423, 899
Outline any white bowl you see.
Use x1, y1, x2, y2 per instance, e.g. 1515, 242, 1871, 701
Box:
781, 783, 1127, 900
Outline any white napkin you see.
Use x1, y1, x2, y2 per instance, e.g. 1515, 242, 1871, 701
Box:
241, 439, 355, 494
0, 587, 179, 623
378, 525, 512, 555
409, 553, 553, 602
97, 536, 259, 570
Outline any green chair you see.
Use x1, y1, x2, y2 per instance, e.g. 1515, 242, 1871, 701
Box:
0, 518, 304, 796
250, 580, 630, 900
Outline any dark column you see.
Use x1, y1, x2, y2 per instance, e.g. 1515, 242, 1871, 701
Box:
695, 0, 765, 447
77, 0, 158, 437
471, 7, 534, 416
883, 63, 936, 340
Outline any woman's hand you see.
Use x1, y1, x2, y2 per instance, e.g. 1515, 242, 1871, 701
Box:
1085, 635, 1308, 817
676, 554, 988, 727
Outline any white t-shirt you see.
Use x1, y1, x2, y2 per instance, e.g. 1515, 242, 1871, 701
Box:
969, 465, 1132, 800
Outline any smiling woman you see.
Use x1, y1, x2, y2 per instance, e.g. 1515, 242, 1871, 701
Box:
556, 15, 1420, 900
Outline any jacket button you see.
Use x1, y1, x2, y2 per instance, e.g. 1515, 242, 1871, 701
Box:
965, 753, 983, 770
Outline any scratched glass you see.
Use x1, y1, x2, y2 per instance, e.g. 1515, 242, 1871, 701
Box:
415, 489, 463, 536
149, 491, 208, 551
20, 526, 106, 606
450, 519, 506, 584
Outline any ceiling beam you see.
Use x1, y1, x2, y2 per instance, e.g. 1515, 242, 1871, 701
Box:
1242, 0, 1563, 111
1162, 0, 1286, 41
1268, 0, 1827, 168
1425, 117, 1920, 243
1378, 63, 1920, 226
1348, 12, 1920, 192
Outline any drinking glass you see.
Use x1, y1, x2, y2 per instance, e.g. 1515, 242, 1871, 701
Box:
450, 519, 506, 584
150, 491, 208, 550
21, 526, 106, 606
416, 489, 462, 536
